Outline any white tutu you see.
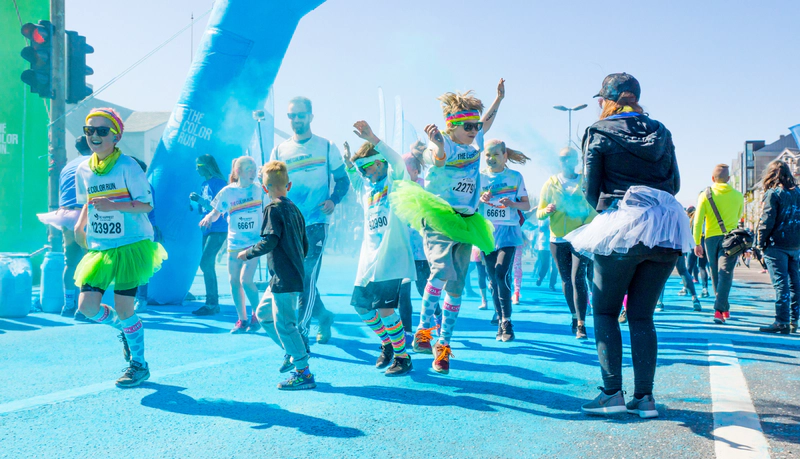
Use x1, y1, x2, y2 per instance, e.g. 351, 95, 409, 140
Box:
565, 186, 694, 257
37, 208, 81, 231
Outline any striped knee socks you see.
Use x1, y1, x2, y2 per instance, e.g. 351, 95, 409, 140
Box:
359, 311, 391, 345
380, 312, 408, 358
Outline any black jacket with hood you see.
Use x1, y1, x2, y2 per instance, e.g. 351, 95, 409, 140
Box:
757, 186, 800, 251
581, 113, 680, 211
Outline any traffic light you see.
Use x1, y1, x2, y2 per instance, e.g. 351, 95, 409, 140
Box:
65, 31, 94, 104
20, 20, 54, 98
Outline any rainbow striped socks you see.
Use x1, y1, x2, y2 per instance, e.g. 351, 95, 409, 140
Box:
380, 312, 408, 358
359, 311, 391, 345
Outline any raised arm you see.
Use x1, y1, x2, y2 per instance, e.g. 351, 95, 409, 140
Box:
424, 124, 447, 168
481, 78, 505, 134
352, 120, 406, 180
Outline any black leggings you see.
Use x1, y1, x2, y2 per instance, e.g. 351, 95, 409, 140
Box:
687, 250, 708, 289
675, 254, 697, 297
398, 281, 413, 332
485, 247, 515, 321
551, 242, 590, 322
592, 244, 680, 395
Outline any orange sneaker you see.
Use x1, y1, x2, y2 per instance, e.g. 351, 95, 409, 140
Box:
412, 327, 436, 354
723, 311, 730, 320
432, 342, 453, 374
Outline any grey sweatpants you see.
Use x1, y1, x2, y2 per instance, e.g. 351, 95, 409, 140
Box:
256, 289, 309, 369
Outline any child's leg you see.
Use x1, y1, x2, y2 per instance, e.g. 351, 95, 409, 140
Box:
513, 245, 523, 295
115, 289, 146, 365
484, 251, 502, 317
379, 307, 408, 358
398, 280, 414, 332
272, 292, 309, 369
227, 254, 248, 321
240, 257, 260, 316
438, 243, 472, 345
353, 304, 391, 345
256, 289, 282, 347
79, 288, 121, 329
476, 261, 488, 302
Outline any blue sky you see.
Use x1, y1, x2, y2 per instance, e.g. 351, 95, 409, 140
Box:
65, 0, 800, 205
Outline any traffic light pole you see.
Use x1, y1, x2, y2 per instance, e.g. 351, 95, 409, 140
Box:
48, 0, 66, 253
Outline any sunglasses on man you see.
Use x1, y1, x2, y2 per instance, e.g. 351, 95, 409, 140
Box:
83, 126, 118, 137
450, 121, 483, 132
287, 112, 310, 120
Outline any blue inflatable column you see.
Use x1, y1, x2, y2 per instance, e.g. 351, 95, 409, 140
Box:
147, 0, 326, 304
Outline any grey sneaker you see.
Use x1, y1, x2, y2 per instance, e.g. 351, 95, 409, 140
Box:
116, 361, 150, 387
316, 311, 335, 344
277, 369, 316, 391
581, 388, 626, 415
701, 288, 709, 298
279, 354, 293, 373
626, 394, 659, 419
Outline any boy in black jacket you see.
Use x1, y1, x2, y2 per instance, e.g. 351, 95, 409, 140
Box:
237, 160, 315, 390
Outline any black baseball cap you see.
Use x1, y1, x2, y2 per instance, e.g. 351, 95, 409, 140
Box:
594, 73, 641, 102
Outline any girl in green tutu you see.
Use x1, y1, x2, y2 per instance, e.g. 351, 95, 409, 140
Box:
390, 79, 505, 374
74, 108, 167, 387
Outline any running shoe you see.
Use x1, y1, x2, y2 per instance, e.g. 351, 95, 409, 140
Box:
581, 388, 626, 415
478, 300, 488, 310
758, 322, 790, 334
677, 288, 687, 296
723, 311, 730, 320
277, 368, 316, 391
119, 332, 131, 362
500, 320, 515, 342
701, 288, 709, 298
116, 361, 150, 388
626, 394, 659, 419
231, 319, 248, 334
376, 343, 394, 369
512, 292, 520, 305
693, 277, 699, 284
316, 310, 335, 344
693, 298, 702, 312
713, 311, 725, 324
490, 312, 499, 326
246, 314, 262, 333
412, 327, 435, 354
618, 310, 628, 324
536, 278, 543, 287
279, 354, 293, 373
61, 306, 77, 317
576, 324, 587, 340
571, 318, 578, 334
432, 342, 452, 375
192, 304, 220, 316
385, 356, 413, 377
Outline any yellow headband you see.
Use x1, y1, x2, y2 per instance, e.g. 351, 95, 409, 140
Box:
85, 112, 121, 135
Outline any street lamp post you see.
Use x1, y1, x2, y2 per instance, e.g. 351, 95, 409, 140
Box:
553, 104, 587, 149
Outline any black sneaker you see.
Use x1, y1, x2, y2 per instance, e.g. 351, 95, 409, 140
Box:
759, 322, 791, 335
490, 312, 499, 326
385, 356, 413, 376
571, 318, 578, 334
279, 354, 293, 373
692, 298, 702, 312
500, 320, 515, 342
192, 305, 220, 316
116, 361, 150, 387
376, 343, 394, 369
119, 332, 131, 362
495, 323, 503, 341
576, 324, 588, 340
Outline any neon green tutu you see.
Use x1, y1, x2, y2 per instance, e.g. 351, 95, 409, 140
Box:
74, 239, 168, 291
389, 180, 495, 253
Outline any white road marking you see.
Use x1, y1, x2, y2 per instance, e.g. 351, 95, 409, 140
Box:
0, 348, 263, 415
708, 339, 771, 459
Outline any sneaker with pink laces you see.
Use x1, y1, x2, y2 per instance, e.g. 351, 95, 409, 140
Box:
231, 319, 249, 334
246, 314, 261, 333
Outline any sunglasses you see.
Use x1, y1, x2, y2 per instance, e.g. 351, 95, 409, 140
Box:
451, 121, 483, 132
287, 112, 310, 120
83, 126, 117, 137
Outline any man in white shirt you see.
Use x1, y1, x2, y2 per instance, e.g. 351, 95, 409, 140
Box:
271, 97, 350, 346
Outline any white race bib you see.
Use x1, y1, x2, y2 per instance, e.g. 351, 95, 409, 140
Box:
231, 211, 258, 232
89, 210, 125, 239
483, 204, 515, 225
451, 177, 476, 196
367, 206, 389, 235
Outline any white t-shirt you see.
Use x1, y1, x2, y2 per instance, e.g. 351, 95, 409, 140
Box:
551, 173, 582, 243
75, 155, 154, 251
270, 135, 344, 226
479, 167, 528, 226
348, 141, 416, 286
211, 182, 264, 251
424, 130, 484, 215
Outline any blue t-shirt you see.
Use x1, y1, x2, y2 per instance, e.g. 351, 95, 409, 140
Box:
424, 130, 484, 215
59, 156, 90, 208
198, 177, 228, 234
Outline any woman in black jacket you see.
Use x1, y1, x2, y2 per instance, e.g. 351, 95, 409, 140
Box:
756, 160, 800, 334
565, 73, 693, 419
